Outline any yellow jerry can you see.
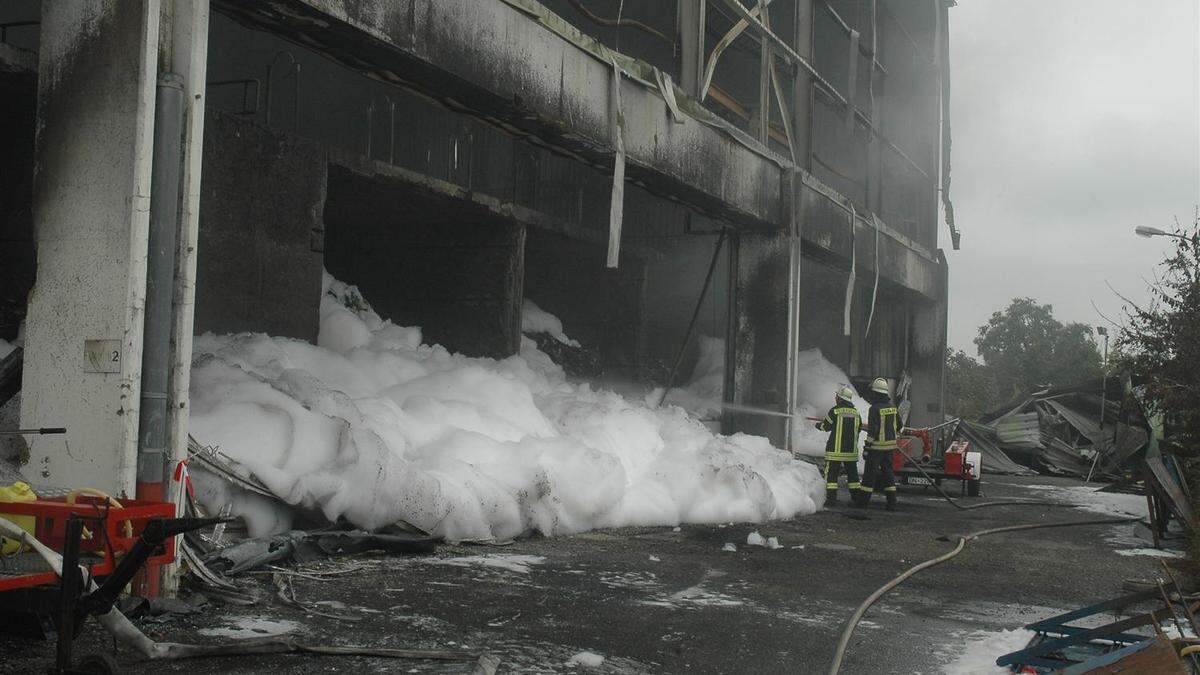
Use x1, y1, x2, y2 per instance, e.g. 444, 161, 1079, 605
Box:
0, 481, 37, 555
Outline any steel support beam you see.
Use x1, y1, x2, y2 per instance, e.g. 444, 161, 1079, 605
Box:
756, 0, 772, 144
792, 0, 814, 171
678, 0, 706, 99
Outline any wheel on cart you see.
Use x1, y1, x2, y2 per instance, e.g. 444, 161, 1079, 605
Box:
967, 479, 981, 497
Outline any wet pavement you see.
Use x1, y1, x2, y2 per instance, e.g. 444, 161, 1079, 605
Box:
1, 474, 1179, 673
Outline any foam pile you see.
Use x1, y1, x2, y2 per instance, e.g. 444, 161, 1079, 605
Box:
188, 273, 826, 541
520, 300, 580, 348
789, 348, 870, 457
659, 336, 726, 418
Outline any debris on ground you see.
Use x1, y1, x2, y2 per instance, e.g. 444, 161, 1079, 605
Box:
200, 529, 439, 575
745, 531, 782, 549
566, 650, 607, 668
979, 377, 1149, 478
990, 571, 1197, 674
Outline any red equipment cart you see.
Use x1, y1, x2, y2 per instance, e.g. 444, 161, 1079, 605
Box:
893, 421, 983, 497
0, 492, 176, 592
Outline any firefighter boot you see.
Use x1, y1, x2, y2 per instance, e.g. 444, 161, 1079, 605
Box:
886, 491, 897, 511
851, 489, 870, 509
825, 489, 838, 507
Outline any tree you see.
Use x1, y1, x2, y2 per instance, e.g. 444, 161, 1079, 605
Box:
1116, 216, 1200, 454
944, 349, 999, 420
973, 298, 1102, 400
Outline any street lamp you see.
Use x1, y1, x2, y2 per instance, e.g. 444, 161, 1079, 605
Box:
1096, 326, 1108, 431
1086, 325, 1110, 483
1134, 225, 1188, 240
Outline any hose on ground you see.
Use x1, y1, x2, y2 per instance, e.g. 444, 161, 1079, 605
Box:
895, 447, 1073, 511
826, 515, 1142, 675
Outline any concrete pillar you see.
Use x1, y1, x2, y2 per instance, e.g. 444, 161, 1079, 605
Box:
728, 231, 793, 447
907, 251, 948, 427
21, 1, 161, 496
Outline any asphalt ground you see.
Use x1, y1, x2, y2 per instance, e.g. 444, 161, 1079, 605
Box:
1, 474, 1180, 674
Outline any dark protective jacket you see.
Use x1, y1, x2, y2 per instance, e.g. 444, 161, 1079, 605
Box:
817, 398, 861, 461
865, 394, 900, 451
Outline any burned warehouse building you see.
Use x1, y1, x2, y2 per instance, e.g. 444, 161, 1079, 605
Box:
0, 0, 954, 497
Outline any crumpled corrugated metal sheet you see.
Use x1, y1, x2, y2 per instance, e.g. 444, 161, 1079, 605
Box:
957, 421, 1038, 476
994, 412, 1042, 448
1040, 399, 1147, 472
1039, 437, 1091, 477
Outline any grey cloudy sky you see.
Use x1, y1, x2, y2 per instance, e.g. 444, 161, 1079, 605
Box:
946, 0, 1200, 354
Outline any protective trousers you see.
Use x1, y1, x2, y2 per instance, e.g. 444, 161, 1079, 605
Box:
861, 449, 897, 508
824, 459, 861, 504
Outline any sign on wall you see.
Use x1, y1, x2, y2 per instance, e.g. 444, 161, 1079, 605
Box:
83, 340, 121, 373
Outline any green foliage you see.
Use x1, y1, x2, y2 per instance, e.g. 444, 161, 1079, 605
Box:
1116, 213, 1200, 582
1116, 216, 1200, 453
944, 349, 999, 420
944, 298, 1103, 420
974, 297, 1102, 400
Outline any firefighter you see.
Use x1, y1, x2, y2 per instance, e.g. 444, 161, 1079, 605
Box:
816, 385, 862, 506
859, 377, 899, 510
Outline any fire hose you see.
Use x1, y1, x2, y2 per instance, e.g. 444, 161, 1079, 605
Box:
821, 422, 1146, 672
826, 515, 1144, 675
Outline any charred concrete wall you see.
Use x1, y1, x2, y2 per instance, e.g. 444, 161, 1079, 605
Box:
20, 0, 160, 496
196, 0, 949, 430
729, 233, 793, 443
0, 66, 36, 342
323, 164, 525, 358
798, 256, 850, 368
194, 110, 326, 342
524, 231, 645, 375
907, 252, 948, 427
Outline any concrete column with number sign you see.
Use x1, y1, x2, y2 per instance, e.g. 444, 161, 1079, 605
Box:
20, 1, 161, 496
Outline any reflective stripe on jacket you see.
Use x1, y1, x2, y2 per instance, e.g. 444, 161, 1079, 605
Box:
866, 403, 900, 451
817, 403, 861, 461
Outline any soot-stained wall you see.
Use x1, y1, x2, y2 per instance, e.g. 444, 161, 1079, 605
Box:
523, 230, 645, 376
323, 165, 525, 359
0, 68, 36, 341
798, 256, 850, 369
195, 110, 327, 342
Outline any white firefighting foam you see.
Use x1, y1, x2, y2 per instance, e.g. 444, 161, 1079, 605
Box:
188, 273, 826, 541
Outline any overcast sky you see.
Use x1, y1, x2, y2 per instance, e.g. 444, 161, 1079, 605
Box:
946, 0, 1200, 355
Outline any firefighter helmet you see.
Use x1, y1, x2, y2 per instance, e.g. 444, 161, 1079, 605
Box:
837, 385, 856, 401
870, 377, 890, 395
